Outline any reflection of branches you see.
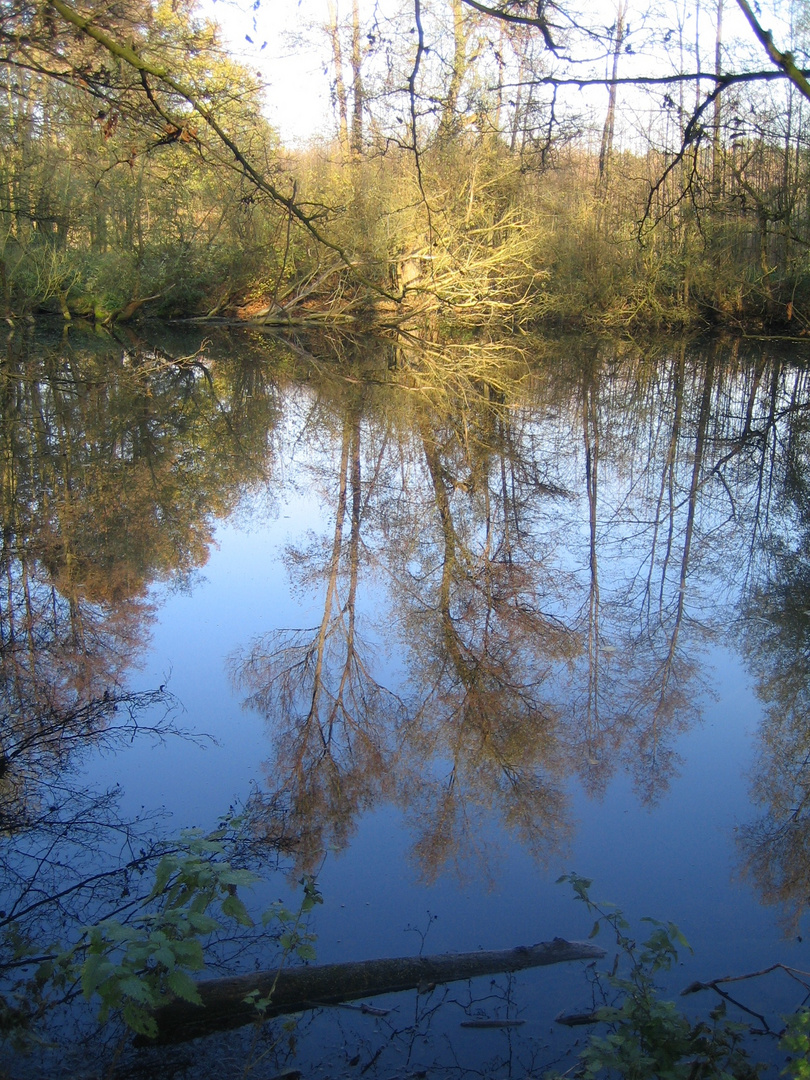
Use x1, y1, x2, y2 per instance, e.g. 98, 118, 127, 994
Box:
0, 678, 289, 1068
0, 688, 196, 827
231, 395, 401, 871
738, 533, 810, 930
0, 788, 168, 940
564, 348, 729, 806
234, 337, 810, 901
0, 685, 195, 926
264, 968, 555, 1080
629, 352, 714, 803
683, 961, 810, 1037
704, 361, 810, 931
392, 408, 577, 882
0, 330, 296, 1058
0, 685, 210, 1059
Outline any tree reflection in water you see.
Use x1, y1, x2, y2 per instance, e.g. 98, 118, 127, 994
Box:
394, 391, 577, 881
0, 326, 284, 1060
230, 377, 403, 871
3, 325, 810, 1069
736, 366, 810, 931
228, 335, 810, 931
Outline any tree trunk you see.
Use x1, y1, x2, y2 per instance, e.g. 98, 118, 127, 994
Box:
350, 0, 363, 154
139, 938, 606, 1046
440, 0, 467, 138
711, 0, 724, 193
327, 0, 350, 152
597, 1, 627, 193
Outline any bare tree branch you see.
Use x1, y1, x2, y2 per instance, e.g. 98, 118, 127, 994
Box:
502, 67, 810, 92
461, 0, 559, 54
735, 0, 810, 103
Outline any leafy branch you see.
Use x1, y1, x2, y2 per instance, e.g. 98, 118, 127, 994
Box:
1, 819, 321, 1046
45, 0, 397, 299
551, 873, 766, 1080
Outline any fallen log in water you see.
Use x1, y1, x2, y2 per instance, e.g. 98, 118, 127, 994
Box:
139, 937, 605, 1046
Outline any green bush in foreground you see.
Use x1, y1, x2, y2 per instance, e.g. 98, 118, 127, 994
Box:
1, 820, 320, 1048
550, 873, 809, 1080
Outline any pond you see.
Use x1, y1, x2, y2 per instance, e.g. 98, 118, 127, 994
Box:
2, 322, 809, 1078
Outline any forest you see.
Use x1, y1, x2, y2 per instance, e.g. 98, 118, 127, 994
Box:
2, 0, 810, 332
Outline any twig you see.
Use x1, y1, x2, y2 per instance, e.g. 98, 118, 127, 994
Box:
681, 963, 810, 996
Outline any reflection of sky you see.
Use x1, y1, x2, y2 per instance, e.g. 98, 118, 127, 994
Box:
84, 380, 807, 1061
44, 338, 803, 1080
93, 486, 324, 824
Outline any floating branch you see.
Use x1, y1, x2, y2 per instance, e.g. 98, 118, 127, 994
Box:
140, 938, 606, 1046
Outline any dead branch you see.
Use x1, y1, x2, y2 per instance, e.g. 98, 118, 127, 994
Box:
138, 937, 606, 1046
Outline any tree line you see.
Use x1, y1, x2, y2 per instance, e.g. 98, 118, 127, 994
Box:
1, 0, 810, 330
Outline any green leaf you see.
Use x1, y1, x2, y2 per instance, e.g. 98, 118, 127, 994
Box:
588, 920, 600, 939
170, 939, 205, 969
150, 946, 177, 969
221, 893, 254, 928
80, 952, 113, 1000
96, 919, 134, 943
35, 959, 54, 985
184, 911, 220, 934
117, 976, 158, 1005
167, 969, 203, 1005
148, 857, 175, 900
122, 1002, 158, 1039
672, 926, 692, 951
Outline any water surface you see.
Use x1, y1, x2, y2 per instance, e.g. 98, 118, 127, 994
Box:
2, 324, 809, 1076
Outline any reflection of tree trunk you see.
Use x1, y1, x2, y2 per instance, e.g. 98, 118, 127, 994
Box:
421, 429, 470, 683
144, 938, 606, 1046
304, 399, 366, 742
497, 416, 518, 565
736, 355, 771, 579
648, 355, 714, 770
674, 355, 714, 647
583, 377, 601, 755
230, 389, 399, 871
328, 403, 362, 741
419, 421, 521, 834
419, 427, 471, 801
307, 418, 351, 738
645, 344, 685, 621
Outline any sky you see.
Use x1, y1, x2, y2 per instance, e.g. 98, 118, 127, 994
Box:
204, 0, 340, 144
199, 0, 791, 148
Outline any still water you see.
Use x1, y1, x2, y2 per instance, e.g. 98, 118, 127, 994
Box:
2, 323, 809, 1076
